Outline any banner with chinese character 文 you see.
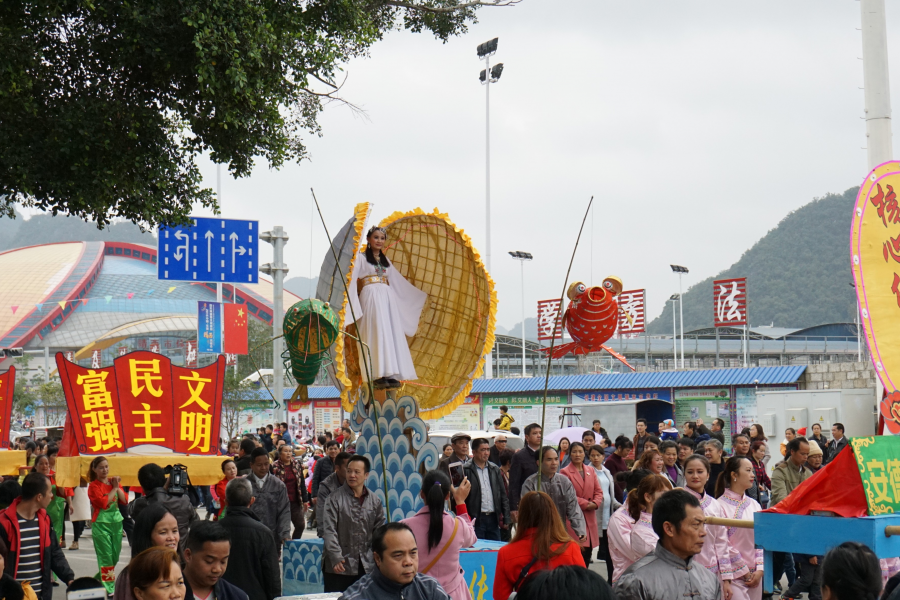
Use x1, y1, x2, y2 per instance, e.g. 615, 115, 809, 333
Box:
172, 357, 225, 455
0, 367, 15, 449
852, 435, 900, 515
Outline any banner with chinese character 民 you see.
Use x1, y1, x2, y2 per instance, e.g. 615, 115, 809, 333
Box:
172, 356, 225, 455
0, 367, 15, 449
617, 289, 646, 334
852, 162, 900, 393
852, 435, 900, 515
56, 352, 226, 455
713, 278, 747, 327
57, 359, 125, 454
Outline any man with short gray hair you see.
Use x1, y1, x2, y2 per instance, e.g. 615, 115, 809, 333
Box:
218, 478, 281, 600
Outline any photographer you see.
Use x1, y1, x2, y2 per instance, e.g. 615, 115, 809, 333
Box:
129, 464, 198, 550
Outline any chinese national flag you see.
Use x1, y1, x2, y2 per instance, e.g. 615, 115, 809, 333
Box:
223, 303, 248, 354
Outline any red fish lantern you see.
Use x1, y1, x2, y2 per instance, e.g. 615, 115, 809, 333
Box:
540, 276, 635, 370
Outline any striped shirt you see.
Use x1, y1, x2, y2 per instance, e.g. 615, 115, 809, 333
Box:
16, 515, 41, 594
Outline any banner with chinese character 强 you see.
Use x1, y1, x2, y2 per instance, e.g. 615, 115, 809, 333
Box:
536, 299, 563, 341
617, 289, 646, 334
0, 368, 15, 449
851, 435, 900, 515
56, 352, 225, 455
852, 162, 900, 394
713, 277, 747, 327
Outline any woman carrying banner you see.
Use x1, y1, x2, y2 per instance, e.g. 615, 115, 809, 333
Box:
88, 456, 127, 593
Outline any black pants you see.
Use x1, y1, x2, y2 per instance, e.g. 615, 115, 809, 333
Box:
323, 572, 364, 593
473, 513, 501, 541
596, 529, 613, 582
289, 500, 306, 539
73, 520, 86, 542
784, 559, 822, 600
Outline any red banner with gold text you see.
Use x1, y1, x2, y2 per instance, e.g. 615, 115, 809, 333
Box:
0, 368, 15, 449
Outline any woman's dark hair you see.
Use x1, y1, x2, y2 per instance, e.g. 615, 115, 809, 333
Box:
714, 456, 751, 498
499, 449, 515, 468
422, 470, 451, 552
750, 423, 768, 441
364, 228, 390, 268
442, 443, 452, 453
31, 454, 49, 472
616, 468, 651, 494
46, 445, 59, 458
557, 438, 570, 454
513, 491, 574, 562
627, 474, 673, 522
567, 442, 586, 460
750, 440, 767, 456
516, 564, 615, 600
614, 437, 634, 450
132, 504, 177, 558
129, 547, 180, 596
588, 444, 606, 460
822, 541, 881, 600
221, 458, 235, 473
89, 456, 108, 481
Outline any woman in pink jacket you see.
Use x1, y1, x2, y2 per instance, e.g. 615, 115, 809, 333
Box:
402, 469, 477, 600
559, 442, 603, 566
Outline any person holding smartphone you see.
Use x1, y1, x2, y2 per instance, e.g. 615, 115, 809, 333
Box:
88, 457, 127, 593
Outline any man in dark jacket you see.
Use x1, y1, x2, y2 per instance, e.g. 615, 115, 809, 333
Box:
316, 452, 350, 538
247, 448, 291, 544
508, 423, 542, 517
129, 463, 198, 548
235, 438, 257, 475
183, 522, 249, 600
312, 441, 340, 501
826, 423, 848, 464
463, 438, 510, 540
0, 473, 73, 600
696, 418, 725, 446
219, 479, 281, 600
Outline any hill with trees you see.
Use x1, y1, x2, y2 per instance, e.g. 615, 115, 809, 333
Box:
646, 187, 858, 333
0, 211, 154, 251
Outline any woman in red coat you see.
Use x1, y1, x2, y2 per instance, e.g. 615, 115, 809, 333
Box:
560, 441, 603, 567
493, 491, 584, 600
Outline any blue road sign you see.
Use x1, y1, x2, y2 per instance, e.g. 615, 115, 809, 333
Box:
158, 217, 259, 283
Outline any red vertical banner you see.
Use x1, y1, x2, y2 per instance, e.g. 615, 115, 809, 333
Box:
0, 367, 15, 449
713, 277, 748, 327
56, 354, 125, 454
536, 299, 563, 341
172, 356, 225, 454
114, 352, 176, 449
223, 304, 248, 354
617, 289, 646, 334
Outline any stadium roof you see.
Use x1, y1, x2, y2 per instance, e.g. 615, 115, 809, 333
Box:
289, 365, 807, 400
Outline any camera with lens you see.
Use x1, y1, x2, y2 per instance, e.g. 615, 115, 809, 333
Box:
164, 464, 188, 496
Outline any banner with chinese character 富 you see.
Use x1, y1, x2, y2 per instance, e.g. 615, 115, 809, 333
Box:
0, 367, 15, 449
617, 289, 646, 334
852, 163, 900, 393
536, 299, 563, 341
713, 277, 747, 327
56, 352, 225, 455
852, 435, 900, 515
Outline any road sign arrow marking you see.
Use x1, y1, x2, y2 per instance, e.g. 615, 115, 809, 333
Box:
205, 230, 214, 271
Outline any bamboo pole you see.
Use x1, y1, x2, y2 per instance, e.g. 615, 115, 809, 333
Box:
885, 526, 900, 537
704, 516, 754, 529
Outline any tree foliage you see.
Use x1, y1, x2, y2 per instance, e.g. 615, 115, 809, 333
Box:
0, 0, 516, 228
647, 187, 859, 334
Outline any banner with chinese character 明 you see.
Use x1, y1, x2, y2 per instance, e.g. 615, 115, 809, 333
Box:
0, 368, 15, 449
56, 352, 226, 455
713, 278, 747, 327
852, 162, 900, 394
536, 299, 563, 341
617, 289, 646, 334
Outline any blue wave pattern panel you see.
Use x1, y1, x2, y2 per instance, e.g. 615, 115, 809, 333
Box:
351, 393, 441, 521
282, 538, 324, 596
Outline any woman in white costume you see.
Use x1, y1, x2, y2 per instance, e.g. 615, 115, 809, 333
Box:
348, 226, 427, 388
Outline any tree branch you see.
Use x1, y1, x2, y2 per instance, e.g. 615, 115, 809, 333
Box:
383, 0, 522, 14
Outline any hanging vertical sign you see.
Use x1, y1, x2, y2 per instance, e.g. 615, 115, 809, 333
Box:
172, 357, 225, 455
223, 303, 248, 355
617, 289, 646, 334
536, 299, 563, 341
115, 352, 176, 448
198, 301, 223, 354
713, 278, 747, 327
0, 367, 15, 449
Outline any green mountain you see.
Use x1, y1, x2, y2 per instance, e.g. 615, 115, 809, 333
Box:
0, 210, 154, 252
646, 187, 858, 333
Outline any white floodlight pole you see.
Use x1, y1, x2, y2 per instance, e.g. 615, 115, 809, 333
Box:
678, 273, 685, 369
670, 296, 678, 370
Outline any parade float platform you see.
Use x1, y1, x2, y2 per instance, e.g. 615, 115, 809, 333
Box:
54, 455, 228, 487
283, 538, 504, 599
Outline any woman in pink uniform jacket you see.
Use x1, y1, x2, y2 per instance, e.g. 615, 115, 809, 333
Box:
402, 470, 477, 600
684, 454, 748, 600
715, 456, 764, 600
559, 442, 604, 567
607, 473, 672, 582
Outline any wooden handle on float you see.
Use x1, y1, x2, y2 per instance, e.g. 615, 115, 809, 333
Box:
885, 526, 900, 537
704, 516, 755, 529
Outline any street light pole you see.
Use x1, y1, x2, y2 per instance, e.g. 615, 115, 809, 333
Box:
478, 38, 502, 379
670, 265, 689, 369
260, 227, 289, 421
670, 295, 679, 370
509, 251, 532, 377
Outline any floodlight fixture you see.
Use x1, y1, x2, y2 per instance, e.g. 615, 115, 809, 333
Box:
669, 294, 680, 301
477, 37, 499, 58
0, 348, 23, 358
491, 63, 504, 81
479, 69, 487, 83
670, 264, 689, 274
508, 251, 533, 260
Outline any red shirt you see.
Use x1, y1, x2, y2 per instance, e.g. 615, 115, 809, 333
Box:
492, 528, 585, 600
283, 466, 297, 502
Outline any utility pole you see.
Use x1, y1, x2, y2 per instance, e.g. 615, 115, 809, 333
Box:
260, 227, 289, 421
509, 251, 532, 377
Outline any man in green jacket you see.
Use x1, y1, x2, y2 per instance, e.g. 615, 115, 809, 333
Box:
770, 438, 811, 506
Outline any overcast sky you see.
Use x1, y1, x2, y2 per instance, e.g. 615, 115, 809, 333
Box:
182, 0, 897, 330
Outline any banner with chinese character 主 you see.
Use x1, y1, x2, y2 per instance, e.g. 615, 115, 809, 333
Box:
852, 162, 900, 394
0, 367, 15, 449
56, 352, 226, 455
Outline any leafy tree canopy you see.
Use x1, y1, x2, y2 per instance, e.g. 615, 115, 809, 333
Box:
0, 0, 518, 228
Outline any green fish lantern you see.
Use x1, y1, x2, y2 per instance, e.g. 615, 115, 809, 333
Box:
283, 298, 340, 403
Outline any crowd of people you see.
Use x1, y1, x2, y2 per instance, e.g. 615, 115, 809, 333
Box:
0, 415, 893, 600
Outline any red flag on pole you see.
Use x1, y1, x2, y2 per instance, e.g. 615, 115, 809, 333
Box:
223, 304, 248, 354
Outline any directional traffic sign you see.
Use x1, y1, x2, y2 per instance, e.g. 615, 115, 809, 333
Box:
158, 217, 259, 283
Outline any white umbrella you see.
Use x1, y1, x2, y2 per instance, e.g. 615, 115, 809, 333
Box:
544, 426, 589, 445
